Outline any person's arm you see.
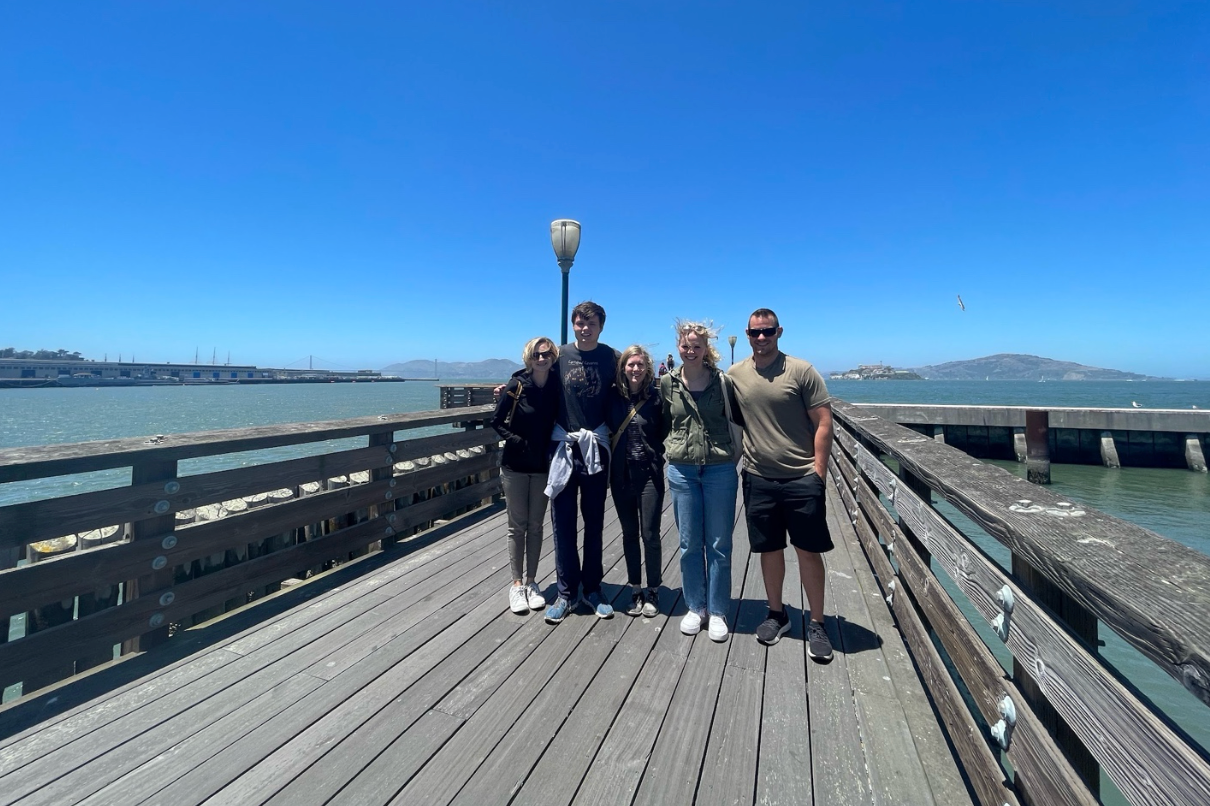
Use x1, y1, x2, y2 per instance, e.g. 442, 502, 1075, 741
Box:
808, 403, 833, 480
490, 379, 524, 446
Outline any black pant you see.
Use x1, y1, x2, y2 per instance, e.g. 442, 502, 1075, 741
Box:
611, 467, 664, 588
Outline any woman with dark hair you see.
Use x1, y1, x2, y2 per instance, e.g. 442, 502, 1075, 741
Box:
492, 336, 560, 614
660, 320, 739, 642
607, 345, 668, 618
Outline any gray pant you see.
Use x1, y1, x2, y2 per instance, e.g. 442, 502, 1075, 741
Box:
500, 467, 549, 581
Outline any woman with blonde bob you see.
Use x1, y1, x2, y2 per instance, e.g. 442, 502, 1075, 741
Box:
660, 320, 739, 642
491, 336, 560, 615
607, 345, 669, 618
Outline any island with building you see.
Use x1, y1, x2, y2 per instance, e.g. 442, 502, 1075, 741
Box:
829, 363, 923, 381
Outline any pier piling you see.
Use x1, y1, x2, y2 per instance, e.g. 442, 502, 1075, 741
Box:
1025, 410, 1051, 485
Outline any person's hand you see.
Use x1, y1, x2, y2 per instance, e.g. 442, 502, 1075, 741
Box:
493, 383, 505, 400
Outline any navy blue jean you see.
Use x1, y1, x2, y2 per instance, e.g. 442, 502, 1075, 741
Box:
550, 461, 610, 601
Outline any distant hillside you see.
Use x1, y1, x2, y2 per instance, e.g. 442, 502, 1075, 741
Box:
382, 359, 522, 379
912, 354, 1164, 381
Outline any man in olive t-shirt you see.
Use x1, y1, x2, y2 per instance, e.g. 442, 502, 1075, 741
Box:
727, 308, 836, 662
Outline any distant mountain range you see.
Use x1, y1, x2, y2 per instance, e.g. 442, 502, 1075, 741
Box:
382, 359, 522, 379
910, 354, 1165, 381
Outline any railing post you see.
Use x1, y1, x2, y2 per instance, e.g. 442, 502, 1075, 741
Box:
122, 459, 178, 653
897, 464, 933, 571
369, 431, 398, 549
1012, 554, 1100, 801
1025, 409, 1051, 484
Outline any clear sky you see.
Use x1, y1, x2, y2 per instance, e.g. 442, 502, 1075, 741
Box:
2, 2, 1207, 377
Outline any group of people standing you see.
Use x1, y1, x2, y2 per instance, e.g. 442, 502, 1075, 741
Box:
490, 301, 836, 660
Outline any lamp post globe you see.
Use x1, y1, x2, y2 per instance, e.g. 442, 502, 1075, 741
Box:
550, 219, 581, 346
727, 335, 737, 366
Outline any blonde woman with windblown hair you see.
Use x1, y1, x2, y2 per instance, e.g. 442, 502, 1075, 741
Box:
491, 336, 560, 615
659, 320, 740, 642
607, 345, 669, 618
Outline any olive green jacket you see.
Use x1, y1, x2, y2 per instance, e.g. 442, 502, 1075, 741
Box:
659, 368, 736, 466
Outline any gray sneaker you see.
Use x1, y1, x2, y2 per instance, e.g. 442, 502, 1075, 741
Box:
807, 619, 834, 663
756, 609, 791, 646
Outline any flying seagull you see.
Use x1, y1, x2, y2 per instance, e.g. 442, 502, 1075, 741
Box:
957, 294, 965, 311
1131, 401, 1142, 408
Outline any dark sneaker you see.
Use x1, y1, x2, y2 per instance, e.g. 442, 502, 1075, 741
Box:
545, 596, 573, 624
807, 619, 834, 663
641, 588, 659, 618
584, 591, 614, 619
756, 609, 791, 646
626, 590, 644, 617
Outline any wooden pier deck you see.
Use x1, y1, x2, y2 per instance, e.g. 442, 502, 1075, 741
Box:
0, 484, 972, 806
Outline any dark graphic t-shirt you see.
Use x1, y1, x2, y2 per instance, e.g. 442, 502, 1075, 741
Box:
556, 343, 618, 432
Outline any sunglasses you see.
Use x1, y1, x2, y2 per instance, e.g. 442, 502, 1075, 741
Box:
531, 350, 554, 360
746, 327, 778, 338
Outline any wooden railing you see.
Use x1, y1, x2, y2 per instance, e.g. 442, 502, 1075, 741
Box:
0, 405, 500, 700
829, 400, 1210, 806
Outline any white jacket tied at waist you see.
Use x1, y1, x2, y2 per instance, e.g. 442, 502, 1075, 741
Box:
545, 424, 611, 500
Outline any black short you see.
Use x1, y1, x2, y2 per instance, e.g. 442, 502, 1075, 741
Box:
742, 471, 833, 554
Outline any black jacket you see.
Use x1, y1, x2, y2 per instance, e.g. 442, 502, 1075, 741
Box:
491, 370, 559, 473
606, 384, 668, 488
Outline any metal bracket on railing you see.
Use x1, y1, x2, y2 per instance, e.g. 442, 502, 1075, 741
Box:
990, 585, 1015, 642
885, 578, 897, 606
990, 695, 1017, 750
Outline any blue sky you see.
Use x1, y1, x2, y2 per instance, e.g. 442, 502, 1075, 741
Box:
2, 2, 1207, 377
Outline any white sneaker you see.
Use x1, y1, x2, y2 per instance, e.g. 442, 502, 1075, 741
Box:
526, 583, 546, 611
708, 615, 729, 642
680, 609, 705, 636
508, 585, 529, 614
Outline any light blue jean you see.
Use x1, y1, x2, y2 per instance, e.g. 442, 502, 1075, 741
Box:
667, 462, 738, 617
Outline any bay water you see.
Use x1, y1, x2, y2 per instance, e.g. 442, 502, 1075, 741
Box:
2, 378, 1207, 792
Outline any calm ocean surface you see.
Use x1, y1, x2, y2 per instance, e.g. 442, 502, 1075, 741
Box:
2, 379, 1207, 784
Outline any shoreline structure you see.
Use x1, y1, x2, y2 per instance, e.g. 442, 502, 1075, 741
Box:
0, 358, 423, 388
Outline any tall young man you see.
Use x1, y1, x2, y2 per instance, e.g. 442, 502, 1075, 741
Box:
727, 308, 836, 661
544, 301, 618, 623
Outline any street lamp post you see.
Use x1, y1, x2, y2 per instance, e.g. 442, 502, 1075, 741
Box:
728, 335, 737, 366
550, 219, 582, 346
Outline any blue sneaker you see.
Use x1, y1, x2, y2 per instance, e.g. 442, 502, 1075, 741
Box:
584, 591, 614, 619
545, 596, 573, 624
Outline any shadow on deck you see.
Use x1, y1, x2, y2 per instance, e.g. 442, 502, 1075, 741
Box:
0, 485, 974, 806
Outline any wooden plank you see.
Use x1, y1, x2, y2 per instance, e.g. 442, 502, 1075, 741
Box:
323, 709, 464, 805
0, 405, 496, 483
177, 509, 601, 806
387, 528, 631, 805
132, 556, 530, 805
631, 633, 730, 804
261, 618, 528, 806
824, 487, 944, 806
833, 400, 1210, 708
830, 446, 1026, 806
807, 507, 871, 806
756, 555, 814, 806
0, 447, 498, 566
835, 422, 1210, 806
0, 504, 505, 747
0, 478, 500, 686
449, 512, 674, 806
29, 672, 325, 806
507, 507, 681, 806
0, 426, 496, 549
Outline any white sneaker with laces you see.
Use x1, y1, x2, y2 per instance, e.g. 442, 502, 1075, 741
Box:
708, 615, 729, 642
680, 609, 705, 635
526, 583, 546, 610
508, 585, 529, 614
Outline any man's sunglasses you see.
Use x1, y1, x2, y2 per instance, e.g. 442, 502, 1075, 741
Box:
532, 350, 554, 360
746, 327, 778, 338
